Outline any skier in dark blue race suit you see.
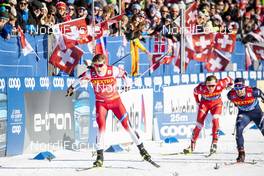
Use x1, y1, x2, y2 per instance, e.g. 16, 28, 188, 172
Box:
227, 78, 264, 162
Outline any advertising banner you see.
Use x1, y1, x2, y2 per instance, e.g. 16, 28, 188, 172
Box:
156, 84, 198, 140
88, 88, 153, 146
24, 91, 74, 152
5, 77, 77, 155
0, 78, 7, 156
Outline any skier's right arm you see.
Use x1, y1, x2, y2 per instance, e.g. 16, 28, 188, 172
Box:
66, 71, 91, 96
193, 84, 202, 105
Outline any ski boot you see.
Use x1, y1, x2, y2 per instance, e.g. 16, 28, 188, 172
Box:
210, 143, 217, 154
137, 143, 151, 161
93, 150, 104, 167
183, 141, 195, 154
236, 149, 245, 162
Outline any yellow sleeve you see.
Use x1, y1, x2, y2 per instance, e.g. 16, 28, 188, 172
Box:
133, 38, 147, 52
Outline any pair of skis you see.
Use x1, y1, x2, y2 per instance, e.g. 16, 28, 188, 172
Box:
76, 158, 160, 171
214, 160, 257, 169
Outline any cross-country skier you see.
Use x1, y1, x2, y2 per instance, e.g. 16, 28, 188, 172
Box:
227, 78, 264, 162
66, 54, 152, 167
183, 75, 233, 154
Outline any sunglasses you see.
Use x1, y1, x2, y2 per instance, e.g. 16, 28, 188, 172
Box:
94, 63, 104, 68
207, 84, 216, 88
234, 84, 245, 91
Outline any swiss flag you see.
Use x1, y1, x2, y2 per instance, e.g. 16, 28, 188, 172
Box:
186, 48, 209, 62
185, 2, 198, 27
56, 17, 88, 43
191, 33, 214, 52
17, 26, 34, 57
215, 33, 236, 53
100, 14, 124, 31
252, 44, 264, 60
205, 49, 230, 72
49, 36, 83, 74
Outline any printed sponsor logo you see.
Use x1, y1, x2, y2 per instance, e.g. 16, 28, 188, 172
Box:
8, 78, 21, 90
66, 78, 75, 88
39, 77, 49, 89
12, 125, 21, 135
34, 112, 72, 132
0, 78, 5, 91
24, 77, 35, 90
53, 77, 64, 89
11, 109, 22, 122
160, 125, 195, 138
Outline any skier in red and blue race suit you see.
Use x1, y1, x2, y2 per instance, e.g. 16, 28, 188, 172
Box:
66, 54, 152, 167
183, 75, 233, 154
227, 78, 264, 162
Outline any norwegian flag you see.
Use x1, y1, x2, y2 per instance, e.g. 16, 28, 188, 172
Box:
190, 33, 214, 52
252, 44, 264, 60
185, 2, 198, 27
215, 33, 236, 53
151, 36, 167, 71
153, 36, 166, 54
205, 49, 230, 72
17, 26, 34, 56
49, 36, 83, 74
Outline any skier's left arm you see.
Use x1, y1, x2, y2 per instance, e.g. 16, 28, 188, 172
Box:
220, 76, 233, 89
252, 87, 264, 103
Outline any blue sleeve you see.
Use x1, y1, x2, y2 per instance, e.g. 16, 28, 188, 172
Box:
227, 90, 232, 101
252, 87, 264, 100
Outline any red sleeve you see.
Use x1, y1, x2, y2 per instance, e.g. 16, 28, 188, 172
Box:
193, 84, 202, 103
219, 76, 233, 88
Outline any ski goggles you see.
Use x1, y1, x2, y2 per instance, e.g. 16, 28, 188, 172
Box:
234, 84, 245, 91
206, 84, 216, 88
93, 63, 104, 68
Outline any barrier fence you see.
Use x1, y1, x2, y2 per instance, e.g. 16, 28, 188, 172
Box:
0, 71, 263, 156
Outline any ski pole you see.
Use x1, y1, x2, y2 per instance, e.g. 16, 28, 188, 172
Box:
111, 53, 130, 65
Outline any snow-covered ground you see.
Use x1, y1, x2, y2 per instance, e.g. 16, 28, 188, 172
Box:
0, 130, 263, 176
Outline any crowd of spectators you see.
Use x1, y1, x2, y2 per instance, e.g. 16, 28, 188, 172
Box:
0, 0, 263, 43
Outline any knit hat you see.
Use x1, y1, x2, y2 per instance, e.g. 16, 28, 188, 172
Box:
56, 1, 66, 9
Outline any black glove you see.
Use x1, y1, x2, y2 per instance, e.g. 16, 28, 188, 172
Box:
66, 86, 74, 97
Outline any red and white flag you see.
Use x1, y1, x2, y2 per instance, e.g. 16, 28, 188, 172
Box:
186, 48, 209, 62
215, 33, 236, 53
18, 26, 34, 56
185, 2, 198, 27
49, 36, 83, 74
190, 33, 214, 52
100, 14, 124, 31
252, 44, 264, 60
55, 17, 88, 42
205, 49, 230, 72
245, 45, 252, 70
